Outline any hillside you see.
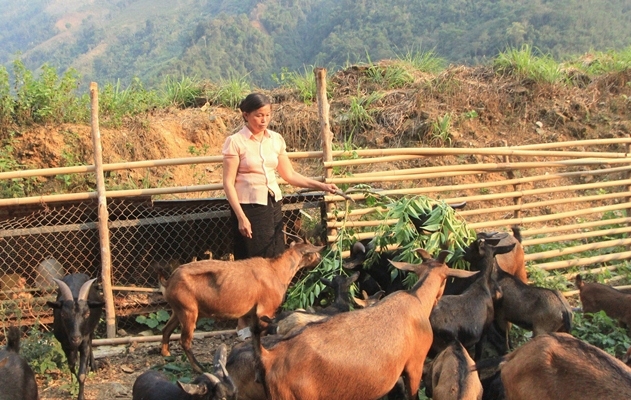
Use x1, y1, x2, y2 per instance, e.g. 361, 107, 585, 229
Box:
2, 0, 631, 88
6, 61, 631, 198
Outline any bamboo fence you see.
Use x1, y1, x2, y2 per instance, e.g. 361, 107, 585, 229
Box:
2, 73, 631, 341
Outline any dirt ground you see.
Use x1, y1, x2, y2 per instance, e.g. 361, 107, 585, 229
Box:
38, 331, 242, 399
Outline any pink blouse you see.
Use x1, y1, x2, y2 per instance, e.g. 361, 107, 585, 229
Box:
222, 126, 286, 205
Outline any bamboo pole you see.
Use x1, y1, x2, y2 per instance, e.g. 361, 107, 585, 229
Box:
326, 157, 631, 170
525, 237, 631, 261
468, 202, 631, 230
457, 191, 631, 218
520, 217, 631, 237
523, 225, 631, 246
315, 67, 337, 242
513, 137, 631, 150
0, 152, 319, 181
322, 147, 631, 159
533, 250, 631, 270
90, 82, 116, 339
92, 329, 235, 347
328, 183, 631, 221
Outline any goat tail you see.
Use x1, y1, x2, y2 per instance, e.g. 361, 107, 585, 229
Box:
157, 269, 170, 297
510, 225, 522, 243
561, 308, 573, 333
574, 274, 584, 289
5, 326, 20, 353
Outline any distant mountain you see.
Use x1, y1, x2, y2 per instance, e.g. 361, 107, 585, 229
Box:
2, 0, 631, 88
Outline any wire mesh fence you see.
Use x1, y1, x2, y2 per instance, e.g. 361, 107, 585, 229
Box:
0, 193, 325, 340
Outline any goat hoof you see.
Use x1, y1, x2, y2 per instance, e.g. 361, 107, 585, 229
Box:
160, 347, 171, 357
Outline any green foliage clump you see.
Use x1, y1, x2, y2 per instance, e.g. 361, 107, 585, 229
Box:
572, 311, 631, 358
206, 75, 251, 109
272, 65, 322, 104
136, 309, 171, 331
99, 77, 164, 127
161, 75, 203, 108
0, 60, 87, 127
494, 45, 565, 84
18, 326, 68, 378
284, 195, 476, 310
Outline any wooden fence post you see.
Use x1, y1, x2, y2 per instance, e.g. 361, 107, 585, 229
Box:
90, 82, 116, 339
315, 68, 337, 241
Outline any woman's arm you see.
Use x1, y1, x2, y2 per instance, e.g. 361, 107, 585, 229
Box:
223, 156, 252, 238
277, 154, 339, 193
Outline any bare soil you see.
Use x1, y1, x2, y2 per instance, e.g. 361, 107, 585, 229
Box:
38, 333, 241, 399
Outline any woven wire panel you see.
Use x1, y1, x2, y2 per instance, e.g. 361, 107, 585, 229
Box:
0, 194, 325, 340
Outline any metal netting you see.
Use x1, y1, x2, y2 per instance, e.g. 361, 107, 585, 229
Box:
0, 193, 325, 338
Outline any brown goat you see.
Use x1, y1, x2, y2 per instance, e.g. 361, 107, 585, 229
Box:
422, 341, 483, 400
499, 332, 631, 399
478, 226, 526, 283
249, 249, 479, 400
575, 274, 631, 329
160, 241, 324, 373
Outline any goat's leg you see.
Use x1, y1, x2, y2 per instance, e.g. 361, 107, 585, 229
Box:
403, 362, 424, 399
76, 341, 90, 400
160, 313, 180, 356
180, 310, 205, 374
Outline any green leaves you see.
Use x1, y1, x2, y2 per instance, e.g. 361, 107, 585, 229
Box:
367, 195, 476, 272
136, 309, 171, 330
572, 311, 631, 358
284, 194, 476, 310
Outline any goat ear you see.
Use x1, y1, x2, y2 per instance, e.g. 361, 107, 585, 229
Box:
319, 276, 333, 287
177, 381, 208, 395
88, 301, 105, 309
389, 260, 421, 273
575, 274, 584, 289
493, 242, 517, 255
353, 296, 368, 308
371, 290, 385, 300
46, 300, 62, 309
437, 250, 451, 263
446, 269, 480, 279
349, 271, 360, 282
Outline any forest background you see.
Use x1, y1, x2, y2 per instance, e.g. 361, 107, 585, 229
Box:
2, 0, 631, 89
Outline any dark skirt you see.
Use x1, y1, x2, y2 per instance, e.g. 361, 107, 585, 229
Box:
231, 192, 285, 260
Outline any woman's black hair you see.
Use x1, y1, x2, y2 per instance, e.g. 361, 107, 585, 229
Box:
239, 93, 271, 114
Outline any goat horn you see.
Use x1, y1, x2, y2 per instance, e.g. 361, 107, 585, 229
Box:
78, 278, 98, 301
282, 230, 304, 243
203, 373, 221, 385
223, 366, 238, 393
52, 278, 74, 301
213, 343, 228, 369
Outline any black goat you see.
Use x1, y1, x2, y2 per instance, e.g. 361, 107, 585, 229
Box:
272, 272, 360, 336
316, 271, 360, 315
492, 267, 573, 353
47, 273, 104, 400
444, 227, 525, 296
429, 238, 514, 360
0, 326, 38, 400
342, 239, 405, 296
133, 344, 237, 400
226, 335, 283, 400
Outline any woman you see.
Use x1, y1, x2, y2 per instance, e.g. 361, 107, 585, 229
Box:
223, 92, 339, 259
